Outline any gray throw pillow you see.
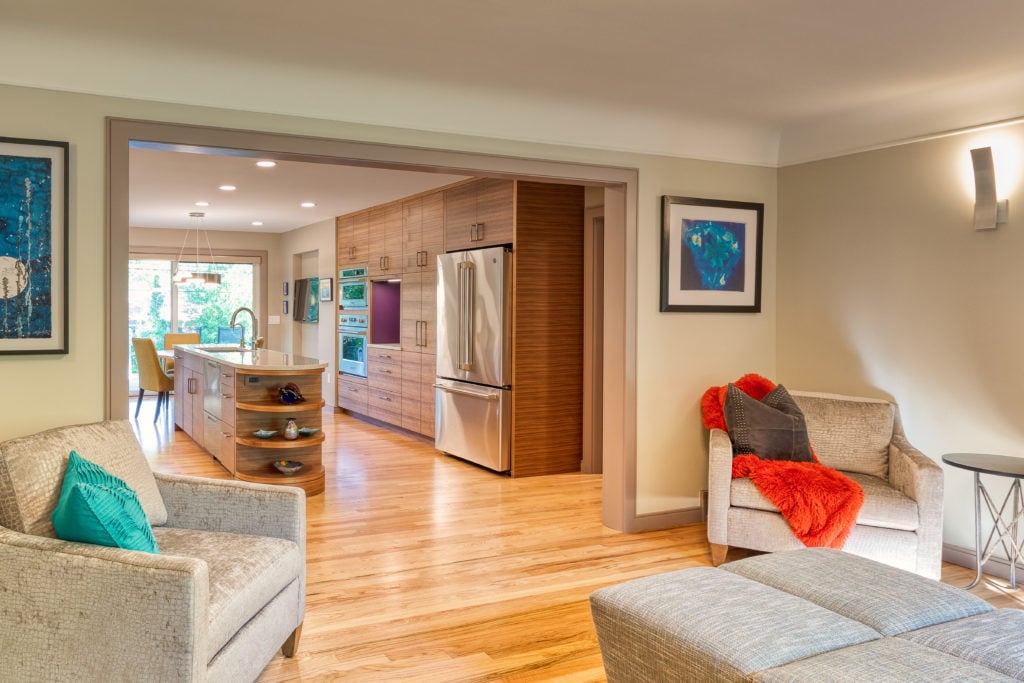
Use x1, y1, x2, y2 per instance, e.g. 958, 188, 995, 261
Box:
724, 383, 815, 462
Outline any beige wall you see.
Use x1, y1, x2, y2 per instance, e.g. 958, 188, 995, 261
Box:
278, 218, 337, 405
778, 123, 1024, 552
0, 83, 776, 521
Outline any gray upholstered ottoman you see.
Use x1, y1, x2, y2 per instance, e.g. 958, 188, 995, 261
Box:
590, 548, 1022, 682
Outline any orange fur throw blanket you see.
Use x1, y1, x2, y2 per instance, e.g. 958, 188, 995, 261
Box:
702, 374, 863, 549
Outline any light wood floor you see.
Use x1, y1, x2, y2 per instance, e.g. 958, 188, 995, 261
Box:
131, 398, 1024, 682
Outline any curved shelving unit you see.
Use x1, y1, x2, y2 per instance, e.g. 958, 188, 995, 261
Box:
236, 432, 325, 449
235, 399, 326, 413
236, 464, 325, 496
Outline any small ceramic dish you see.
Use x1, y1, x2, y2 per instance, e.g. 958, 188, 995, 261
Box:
274, 460, 303, 475
297, 427, 320, 437
252, 429, 277, 439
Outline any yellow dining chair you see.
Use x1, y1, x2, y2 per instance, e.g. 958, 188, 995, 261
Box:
133, 337, 175, 421
162, 332, 200, 373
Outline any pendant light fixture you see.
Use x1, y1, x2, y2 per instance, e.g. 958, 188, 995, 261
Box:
173, 211, 222, 286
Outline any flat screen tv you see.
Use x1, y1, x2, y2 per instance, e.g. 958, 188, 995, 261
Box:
293, 277, 319, 323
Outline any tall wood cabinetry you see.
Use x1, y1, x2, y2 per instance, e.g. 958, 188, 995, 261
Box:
367, 204, 403, 277
337, 212, 368, 267
336, 179, 585, 478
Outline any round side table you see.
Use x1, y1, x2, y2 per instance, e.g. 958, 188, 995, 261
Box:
942, 452, 1024, 590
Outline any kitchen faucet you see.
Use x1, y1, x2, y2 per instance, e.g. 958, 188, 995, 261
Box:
229, 306, 259, 350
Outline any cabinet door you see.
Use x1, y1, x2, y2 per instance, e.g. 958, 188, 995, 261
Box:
420, 353, 436, 438
443, 182, 478, 252
420, 269, 437, 355
338, 213, 369, 267
173, 351, 187, 430
473, 178, 515, 247
400, 351, 422, 434
400, 271, 423, 351
402, 197, 423, 271
368, 204, 403, 277
190, 369, 205, 448
420, 192, 444, 269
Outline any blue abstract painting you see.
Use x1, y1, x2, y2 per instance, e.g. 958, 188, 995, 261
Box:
0, 153, 53, 339
680, 219, 746, 292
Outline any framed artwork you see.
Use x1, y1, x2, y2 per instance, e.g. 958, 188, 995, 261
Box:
0, 137, 69, 353
282, 281, 289, 297
319, 277, 333, 302
660, 195, 764, 313
282, 300, 289, 316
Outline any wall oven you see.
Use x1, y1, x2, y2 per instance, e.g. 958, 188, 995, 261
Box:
338, 312, 368, 378
338, 266, 369, 309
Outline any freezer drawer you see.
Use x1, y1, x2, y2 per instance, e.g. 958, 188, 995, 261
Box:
434, 379, 511, 472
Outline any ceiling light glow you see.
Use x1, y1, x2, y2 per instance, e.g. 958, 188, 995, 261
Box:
194, 201, 209, 207
300, 202, 316, 208
251, 221, 264, 226
256, 160, 276, 168
219, 185, 237, 191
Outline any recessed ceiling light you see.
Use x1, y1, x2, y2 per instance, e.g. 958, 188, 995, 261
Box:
251, 221, 264, 226
219, 185, 236, 191
300, 202, 316, 208
194, 201, 209, 207
256, 160, 276, 168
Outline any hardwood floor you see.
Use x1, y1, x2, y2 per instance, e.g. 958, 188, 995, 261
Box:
131, 397, 1024, 681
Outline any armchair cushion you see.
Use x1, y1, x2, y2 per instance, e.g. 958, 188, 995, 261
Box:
724, 384, 814, 462
794, 393, 894, 479
0, 421, 167, 537
51, 451, 159, 553
153, 526, 302, 661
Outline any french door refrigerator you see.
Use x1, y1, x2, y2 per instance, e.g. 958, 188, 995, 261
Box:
434, 246, 512, 472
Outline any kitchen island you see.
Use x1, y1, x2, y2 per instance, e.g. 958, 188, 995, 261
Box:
173, 344, 327, 496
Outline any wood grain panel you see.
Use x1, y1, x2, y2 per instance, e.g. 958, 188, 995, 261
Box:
443, 181, 478, 252
511, 181, 586, 477
367, 358, 401, 394
474, 177, 514, 246
130, 405, 1012, 682
337, 377, 368, 414
368, 203, 403, 276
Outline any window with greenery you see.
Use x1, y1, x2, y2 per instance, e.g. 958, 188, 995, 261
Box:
128, 256, 258, 386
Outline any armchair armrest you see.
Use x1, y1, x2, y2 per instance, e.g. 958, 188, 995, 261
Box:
888, 435, 944, 578
707, 428, 734, 546
0, 526, 207, 680
154, 473, 305, 548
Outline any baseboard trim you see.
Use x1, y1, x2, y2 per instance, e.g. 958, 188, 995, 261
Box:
626, 507, 703, 533
943, 542, 1024, 582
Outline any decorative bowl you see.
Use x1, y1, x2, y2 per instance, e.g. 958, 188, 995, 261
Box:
297, 426, 320, 437
273, 459, 303, 475
278, 382, 306, 404
252, 429, 278, 439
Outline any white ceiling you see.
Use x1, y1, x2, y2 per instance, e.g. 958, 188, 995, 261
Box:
129, 147, 468, 232
4, 1, 1024, 166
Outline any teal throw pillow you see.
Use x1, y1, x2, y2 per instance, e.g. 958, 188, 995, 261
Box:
51, 450, 160, 553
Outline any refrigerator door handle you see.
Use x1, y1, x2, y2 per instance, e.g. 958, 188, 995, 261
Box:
458, 260, 475, 370
433, 383, 498, 400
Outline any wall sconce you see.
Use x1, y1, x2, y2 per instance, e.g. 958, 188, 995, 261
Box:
971, 146, 1009, 230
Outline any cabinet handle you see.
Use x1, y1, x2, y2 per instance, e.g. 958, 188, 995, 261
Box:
418, 250, 427, 267
349, 246, 355, 258
347, 387, 358, 392
470, 223, 477, 241
377, 394, 391, 401
476, 222, 484, 241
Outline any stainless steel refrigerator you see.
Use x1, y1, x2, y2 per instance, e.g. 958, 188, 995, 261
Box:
434, 246, 512, 472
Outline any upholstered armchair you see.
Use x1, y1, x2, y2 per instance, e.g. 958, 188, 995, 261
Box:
0, 420, 305, 681
707, 391, 944, 579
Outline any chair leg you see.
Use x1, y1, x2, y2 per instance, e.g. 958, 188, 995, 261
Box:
135, 389, 145, 418
282, 624, 302, 658
154, 392, 165, 421
710, 543, 729, 566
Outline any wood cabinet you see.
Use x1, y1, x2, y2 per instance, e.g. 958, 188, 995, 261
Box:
337, 212, 369, 267
443, 178, 514, 251
367, 204, 403, 277
399, 269, 436, 355
366, 350, 402, 424
173, 349, 205, 448
402, 193, 444, 271
337, 375, 368, 414
401, 351, 436, 437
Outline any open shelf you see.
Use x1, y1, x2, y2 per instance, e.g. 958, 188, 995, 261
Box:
235, 432, 326, 448
235, 399, 326, 413
236, 463, 325, 496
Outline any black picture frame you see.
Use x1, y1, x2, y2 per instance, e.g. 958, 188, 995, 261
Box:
660, 195, 764, 313
0, 136, 69, 353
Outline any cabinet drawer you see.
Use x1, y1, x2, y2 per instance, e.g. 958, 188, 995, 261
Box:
367, 347, 400, 365
338, 379, 368, 413
367, 388, 401, 424
367, 360, 402, 393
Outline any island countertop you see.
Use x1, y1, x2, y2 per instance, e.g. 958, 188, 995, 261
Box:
175, 344, 327, 372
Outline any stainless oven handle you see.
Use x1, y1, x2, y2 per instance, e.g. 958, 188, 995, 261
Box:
433, 383, 498, 400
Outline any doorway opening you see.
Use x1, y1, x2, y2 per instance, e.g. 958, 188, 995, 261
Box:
108, 119, 637, 531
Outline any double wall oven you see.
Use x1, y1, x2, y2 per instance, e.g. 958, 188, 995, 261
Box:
338, 267, 369, 378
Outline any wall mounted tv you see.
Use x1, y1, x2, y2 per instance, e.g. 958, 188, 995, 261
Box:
293, 277, 319, 323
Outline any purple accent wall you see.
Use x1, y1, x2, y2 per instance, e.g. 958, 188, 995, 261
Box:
370, 281, 401, 344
